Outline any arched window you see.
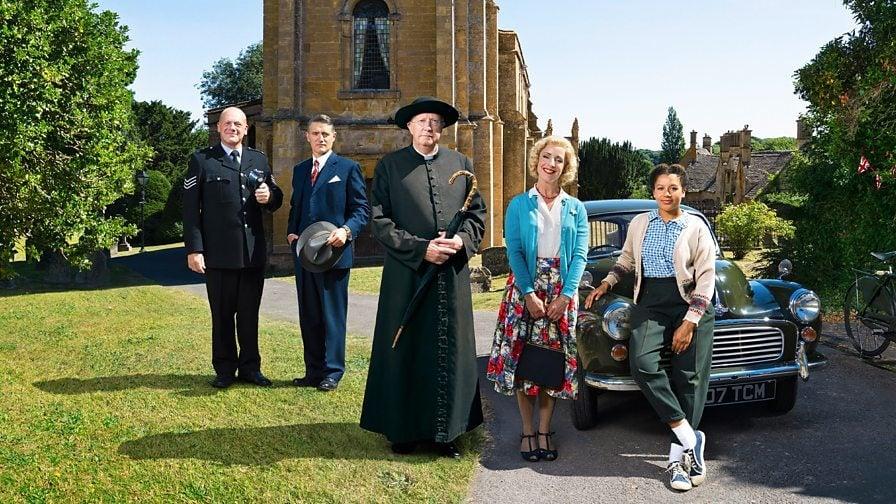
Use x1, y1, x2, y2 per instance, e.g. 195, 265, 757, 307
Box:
352, 0, 390, 89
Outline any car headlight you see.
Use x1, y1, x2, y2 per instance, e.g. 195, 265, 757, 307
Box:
789, 288, 820, 323
601, 301, 632, 341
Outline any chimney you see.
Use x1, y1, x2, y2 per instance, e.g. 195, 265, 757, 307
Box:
690, 130, 697, 149
702, 134, 711, 151
797, 117, 810, 149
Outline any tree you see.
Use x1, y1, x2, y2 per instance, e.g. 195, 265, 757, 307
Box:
0, 0, 150, 276
716, 201, 795, 259
109, 100, 207, 244
198, 41, 263, 109
659, 106, 685, 164
752, 136, 797, 152
771, 0, 896, 299
578, 137, 653, 200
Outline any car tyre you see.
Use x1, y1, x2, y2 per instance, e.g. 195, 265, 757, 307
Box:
571, 364, 599, 430
768, 376, 798, 414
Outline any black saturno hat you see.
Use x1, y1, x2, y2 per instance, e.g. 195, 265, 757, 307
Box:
296, 221, 345, 273
392, 96, 459, 130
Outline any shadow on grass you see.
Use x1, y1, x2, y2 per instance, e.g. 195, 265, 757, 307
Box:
33, 374, 226, 397
118, 422, 408, 464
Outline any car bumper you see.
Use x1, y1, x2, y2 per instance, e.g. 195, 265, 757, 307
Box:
584, 350, 829, 392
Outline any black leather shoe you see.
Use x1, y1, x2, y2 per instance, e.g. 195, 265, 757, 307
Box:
239, 371, 273, 387
211, 375, 235, 389
437, 442, 461, 459
390, 442, 416, 455
291, 376, 320, 387
317, 377, 339, 392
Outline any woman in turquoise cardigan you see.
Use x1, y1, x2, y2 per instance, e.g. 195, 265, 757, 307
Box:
486, 135, 589, 462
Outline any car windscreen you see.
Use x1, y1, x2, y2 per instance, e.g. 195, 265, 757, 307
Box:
587, 213, 635, 260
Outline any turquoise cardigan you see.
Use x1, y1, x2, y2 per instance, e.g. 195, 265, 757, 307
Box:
504, 191, 589, 299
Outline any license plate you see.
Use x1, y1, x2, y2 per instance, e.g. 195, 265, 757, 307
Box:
706, 380, 776, 405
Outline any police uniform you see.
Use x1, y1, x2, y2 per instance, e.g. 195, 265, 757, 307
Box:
182, 143, 283, 379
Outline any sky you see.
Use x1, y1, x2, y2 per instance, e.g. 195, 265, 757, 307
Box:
95, 0, 857, 150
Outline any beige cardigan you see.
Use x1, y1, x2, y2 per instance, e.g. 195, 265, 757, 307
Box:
601, 211, 716, 325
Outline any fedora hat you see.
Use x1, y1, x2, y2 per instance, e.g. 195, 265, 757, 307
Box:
392, 96, 459, 130
296, 221, 345, 273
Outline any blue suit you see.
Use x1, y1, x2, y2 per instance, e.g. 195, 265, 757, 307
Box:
288, 152, 370, 382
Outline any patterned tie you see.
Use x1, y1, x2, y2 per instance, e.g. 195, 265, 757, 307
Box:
230, 150, 240, 167
311, 159, 320, 185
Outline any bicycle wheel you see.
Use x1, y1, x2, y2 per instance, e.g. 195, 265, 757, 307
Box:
844, 279, 891, 358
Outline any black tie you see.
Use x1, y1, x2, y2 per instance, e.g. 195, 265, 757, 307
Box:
230, 150, 240, 167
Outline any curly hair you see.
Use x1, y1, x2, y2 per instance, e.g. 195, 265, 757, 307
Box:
527, 135, 578, 188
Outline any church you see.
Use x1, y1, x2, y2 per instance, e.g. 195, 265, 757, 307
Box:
207, 0, 577, 267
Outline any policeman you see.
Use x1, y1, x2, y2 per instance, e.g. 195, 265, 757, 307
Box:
182, 106, 283, 388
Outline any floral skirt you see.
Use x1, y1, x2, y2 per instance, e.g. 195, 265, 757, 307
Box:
486, 257, 578, 400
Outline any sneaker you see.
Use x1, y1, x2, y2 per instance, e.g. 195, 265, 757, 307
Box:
683, 430, 706, 486
666, 461, 692, 491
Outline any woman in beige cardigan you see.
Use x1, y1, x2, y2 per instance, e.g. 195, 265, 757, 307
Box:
585, 163, 715, 492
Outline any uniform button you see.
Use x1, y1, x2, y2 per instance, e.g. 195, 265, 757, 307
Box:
244, 224, 249, 228
242, 197, 246, 202
242, 185, 246, 189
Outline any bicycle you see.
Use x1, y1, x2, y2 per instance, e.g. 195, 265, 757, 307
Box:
844, 251, 896, 358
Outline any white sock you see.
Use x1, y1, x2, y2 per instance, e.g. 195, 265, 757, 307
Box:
671, 420, 697, 450
668, 443, 685, 464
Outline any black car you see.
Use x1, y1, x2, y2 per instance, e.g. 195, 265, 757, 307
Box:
571, 200, 828, 430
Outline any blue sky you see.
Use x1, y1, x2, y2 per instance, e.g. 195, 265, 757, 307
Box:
96, 0, 857, 149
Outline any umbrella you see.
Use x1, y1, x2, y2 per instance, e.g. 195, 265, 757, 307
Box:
392, 170, 479, 349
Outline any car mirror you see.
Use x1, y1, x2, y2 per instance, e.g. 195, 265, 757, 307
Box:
778, 259, 793, 279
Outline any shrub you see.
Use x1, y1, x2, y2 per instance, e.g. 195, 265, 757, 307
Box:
716, 201, 795, 259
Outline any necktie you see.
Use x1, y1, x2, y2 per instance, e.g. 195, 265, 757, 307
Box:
311, 159, 320, 185
230, 150, 240, 167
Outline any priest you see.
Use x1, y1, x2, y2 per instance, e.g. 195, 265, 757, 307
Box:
360, 97, 486, 458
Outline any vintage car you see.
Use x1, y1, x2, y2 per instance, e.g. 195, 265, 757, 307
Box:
571, 200, 828, 430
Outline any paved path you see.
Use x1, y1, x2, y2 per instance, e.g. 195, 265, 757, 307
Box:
116, 248, 896, 503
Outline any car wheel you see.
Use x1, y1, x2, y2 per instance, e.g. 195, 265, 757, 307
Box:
570, 364, 599, 430
768, 376, 798, 414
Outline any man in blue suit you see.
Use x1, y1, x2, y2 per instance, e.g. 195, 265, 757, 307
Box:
287, 114, 370, 391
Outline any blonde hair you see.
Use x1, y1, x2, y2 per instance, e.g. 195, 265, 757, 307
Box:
527, 135, 578, 187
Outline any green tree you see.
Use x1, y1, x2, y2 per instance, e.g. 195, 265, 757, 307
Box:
118, 100, 207, 244
659, 106, 685, 164
198, 41, 263, 108
773, 0, 896, 300
716, 201, 795, 259
578, 137, 653, 200
0, 0, 149, 275
752, 136, 797, 151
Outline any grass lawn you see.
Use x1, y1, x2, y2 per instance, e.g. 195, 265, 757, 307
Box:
0, 271, 481, 503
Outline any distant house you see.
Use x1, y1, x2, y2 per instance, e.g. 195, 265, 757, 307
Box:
680, 125, 803, 208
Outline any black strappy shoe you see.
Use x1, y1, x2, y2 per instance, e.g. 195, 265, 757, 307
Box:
538, 431, 558, 461
520, 433, 540, 462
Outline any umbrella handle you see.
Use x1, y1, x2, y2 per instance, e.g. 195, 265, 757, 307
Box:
448, 170, 478, 212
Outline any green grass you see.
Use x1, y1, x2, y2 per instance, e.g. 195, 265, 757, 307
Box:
0, 275, 481, 503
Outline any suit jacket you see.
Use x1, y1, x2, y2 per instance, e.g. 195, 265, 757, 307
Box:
287, 152, 370, 270
182, 144, 283, 269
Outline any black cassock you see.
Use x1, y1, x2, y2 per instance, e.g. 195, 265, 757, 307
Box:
360, 146, 486, 444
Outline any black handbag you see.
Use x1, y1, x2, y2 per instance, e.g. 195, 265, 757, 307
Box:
515, 313, 566, 389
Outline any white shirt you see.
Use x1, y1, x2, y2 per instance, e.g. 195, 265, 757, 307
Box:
312, 149, 333, 169
220, 143, 242, 160
529, 186, 568, 258
413, 144, 439, 160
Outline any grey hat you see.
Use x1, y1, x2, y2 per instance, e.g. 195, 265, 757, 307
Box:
392, 96, 459, 130
296, 221, 345, 273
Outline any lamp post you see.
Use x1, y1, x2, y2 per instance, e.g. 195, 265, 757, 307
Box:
135, 170, 149, 252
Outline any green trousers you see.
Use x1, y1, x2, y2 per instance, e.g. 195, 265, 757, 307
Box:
630, 278, 714, 439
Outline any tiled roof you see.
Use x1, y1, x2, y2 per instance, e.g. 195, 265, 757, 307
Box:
685, 151, 793, 198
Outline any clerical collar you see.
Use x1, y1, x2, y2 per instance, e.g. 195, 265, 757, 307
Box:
413, 144, 439, 160
221, 143, 242, 158
313, 150, 333, 167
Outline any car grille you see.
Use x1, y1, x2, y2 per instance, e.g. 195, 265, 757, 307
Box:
660, 325, 785, 369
